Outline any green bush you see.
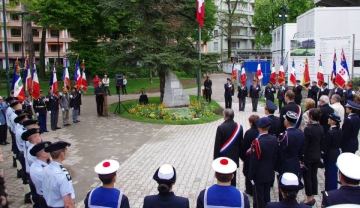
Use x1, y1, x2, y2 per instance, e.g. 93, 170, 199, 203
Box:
349, 77, 360, 91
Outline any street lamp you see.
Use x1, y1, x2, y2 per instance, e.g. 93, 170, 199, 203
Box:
17, 11, 29, 68
279, 0, 288, 64
2, 0, 10, 96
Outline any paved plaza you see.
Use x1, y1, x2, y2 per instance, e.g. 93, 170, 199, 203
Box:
2, 73, 358, 208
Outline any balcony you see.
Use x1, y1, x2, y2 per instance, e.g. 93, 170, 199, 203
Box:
231, 32, 255, 39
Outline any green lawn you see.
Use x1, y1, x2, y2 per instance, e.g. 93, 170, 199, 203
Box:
290, 49, 315, 56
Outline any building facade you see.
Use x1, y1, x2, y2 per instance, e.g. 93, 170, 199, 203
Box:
0, 0, 72, 69
206, 0, 270, 61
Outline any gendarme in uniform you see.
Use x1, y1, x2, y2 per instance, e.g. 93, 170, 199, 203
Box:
42, 141, 75, 207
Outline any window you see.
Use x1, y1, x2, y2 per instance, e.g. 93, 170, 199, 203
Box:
231, 42, 237, 49
32, 29, 39, 37
214, 42, 219, 50
50, 45, 58, 52
354, 60, 360, 67
50, 30, 59, 38
10, 14, 19, 21
214, 30, 218, 37
10, 28, 21, 37
12, 43, 22, 52
34, 43, 40, 52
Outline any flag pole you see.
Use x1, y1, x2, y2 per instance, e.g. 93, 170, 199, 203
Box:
197, 26, 201, 101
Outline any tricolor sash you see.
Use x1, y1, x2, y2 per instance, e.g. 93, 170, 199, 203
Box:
295, 105, 302, 127
220, 123, 242, 154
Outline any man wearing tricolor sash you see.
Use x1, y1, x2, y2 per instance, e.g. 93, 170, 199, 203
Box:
214, 109, 243, 187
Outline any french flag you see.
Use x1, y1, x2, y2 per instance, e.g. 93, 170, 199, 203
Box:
290, 59, 297, 86
50, 65, 59, 96
62, 57, 70, 89
74, 60, 82, 90
31, 60, 41, 100
256, 57, 263, 80
277, 60, 285, 84
335, 49, 350, 88
25, 58, 32, 95
240, 66, 247, 86
331, 51, 337, 83
81, 60, 88, 92
196, 0, 205, 28
317, 56, 324, 87
269, 60, 276, 85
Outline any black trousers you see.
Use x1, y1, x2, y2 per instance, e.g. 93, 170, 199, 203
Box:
206, 94, 211, 102
122, 85, 127, 94
278, 99, 286, 111
245, 177, 253, 195
29, 177, 39, 208
10, 130, 18, 153
0, 125, 7, 144
253, 182, 271, 208
38, 195, 48, 208
50, 110, 59, 129
225, 96, 232, 109
239, 97, 246, 111
251, 98, 258, 111
303, 159, 319, 196
96, 96, 104, 116
17, 152, 28, 184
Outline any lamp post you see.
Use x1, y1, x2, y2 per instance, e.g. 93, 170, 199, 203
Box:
279, 0, 287, 64
17, 11, 29, 68
2, 0, 10, 96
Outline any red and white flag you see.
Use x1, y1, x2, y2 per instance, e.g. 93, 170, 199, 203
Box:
256, 57, 263, 80
269, 61, 276, 85
62, 58, 71, 89
196, 0, 205, 28
31, 59, 41, 100
25, 58, 32, 95
317, 56, 324, 87
290, 59, 297, 86
335, 49, 350, 88
277, 60, 285, 84
240, 66, 247, 86
81, 60, 88, 92
50, 65, 59, 96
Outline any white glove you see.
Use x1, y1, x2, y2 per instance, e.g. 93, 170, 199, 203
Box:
62, 108, 65, 111
29, 101, 32, 105
256, 87, 259, 90
79, 91, 81, 94
32, 115, 35, 119
321, 88, 324, 92
36, 113, 39, 117
265, 98, 267, 100
271, 88, 274, 91
343, 89, 346, 92
59, 92, 63, 96
71, 107, 74, 110
231, 96, 234, 98
48, 111, 51, 115
352, 91, 355, 95
70, 95, 73, 98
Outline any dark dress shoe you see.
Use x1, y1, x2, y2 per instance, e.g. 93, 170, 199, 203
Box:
64, 124, 71, 126
13, 157, 17, 168
56, 127, 61, 129
52, 128, 56, 131
76, 120, 80, 122
0, 142, 6, 146
43, 130, 49, 132
301, 199, 316, 206
4, 141, 9, 144
24, 193, 32, 204
73, 121, 78, 123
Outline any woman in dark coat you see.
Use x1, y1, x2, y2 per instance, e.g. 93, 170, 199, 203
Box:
302, 108, 324, 206
239, 115, 260, 196
322, 113, 342, 192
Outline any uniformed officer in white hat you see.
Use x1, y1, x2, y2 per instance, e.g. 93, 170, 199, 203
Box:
42, 141, 74, 207
197, 157, 250, 208
84, 159, 130, 208
322, 153, 360, 206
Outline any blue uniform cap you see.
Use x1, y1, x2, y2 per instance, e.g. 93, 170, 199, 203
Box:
255, 117, 273, 128
30, 141, 52, 156
15, 109, 30, 116
44, 141, 71, 153
266, 100, 277, 111
23, 119, 39, 127
10, 101, 21, 108
328, 113, 341, 123
5, 97, 17, 103
345, 100, 360, 110
14, 114, 31, 124
21, 128, 42, 141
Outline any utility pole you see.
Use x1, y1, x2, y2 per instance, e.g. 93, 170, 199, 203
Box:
17, 11, 29, 68
2, 0, 10, 96
280, 0, 287, 65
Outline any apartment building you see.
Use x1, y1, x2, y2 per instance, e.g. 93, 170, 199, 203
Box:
0, 0, 72, 69
206, 0, 271, 61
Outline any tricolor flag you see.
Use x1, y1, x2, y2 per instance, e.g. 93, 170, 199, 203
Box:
196, 0, 205, 28
240, 65, 247, 86
317, 55, 324, 87
74, 60, 82, 90
231, 57, 237, 81
335, 49, 350, 88
331, 50, 337, 84
25, 57, 32, 95
12, 59, 26, 102
256, 57, 263, 80
81, 59, 88, 92
50, 65, 59, 96
302, 58, 311, 89
277, 60, 285, 84
269, 60, 276, 85
290, 59, 297, 86
62, 57, 71, 89
31, 59, 41, 100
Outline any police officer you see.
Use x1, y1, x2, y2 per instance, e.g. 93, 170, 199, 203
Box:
293, 80, 303, 105
322, 153, 360, 206
265, 100, 281, 137
47, 88, 61, 131
5, 95, 17, 168
237, 82, 247, 111
143, 164, 189, 208
280, 91, 302, 133
197, 157, 250, 208
341, 100, 360, 153
84, 159, 130, 208
248, 117, 278, 208
29, 141, 51, 208
322, 113, 342, 192
224, 78, 234, 109
42, 141, 75, 207
344, 83, 355, 104
33, 90, 48, 132
308, 81, 319, 108
265, 81, 276, 102
23, 95, 33, 117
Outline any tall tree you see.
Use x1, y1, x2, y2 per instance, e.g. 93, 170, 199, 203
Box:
253, 0, 314, 48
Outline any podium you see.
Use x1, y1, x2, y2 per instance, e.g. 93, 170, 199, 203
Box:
103, 94, 109, 117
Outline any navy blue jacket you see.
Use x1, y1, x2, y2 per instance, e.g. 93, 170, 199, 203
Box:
265, 86, 276, 101
303, 123, 324, 161
224, 83, 234, 97
238, 86, 248, 98
319, 104, 334, 134
143, 192, 189, 208
280, 102, 303, 133
341, 113, 360, 153
266, 200, 311, 208
307, 85, 319, 102
322, 186, 360, 206
345, 89, 354, 102
268, 115, 281, 137
239, 126, 259, 176
249, 84, 261, 98
46, 94, 59, 111
318, 88, 329, 100
322, 127, 342, 163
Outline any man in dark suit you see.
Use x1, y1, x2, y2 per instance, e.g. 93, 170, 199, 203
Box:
330, 83, 344, 102
277, 81, 288, 111
204, 76, 212, 103
322, 153, 360, 206
265, 100, 281, 137
318, 82, 329, 100
308, 81, 319, 108
224, 78, 234, 109
293, 80, 303, 105
249, 79, 261, 112
237, 83, 247, 111
248, 117, 278, 208
46, 88, 61, 131
214, 108, 243, 186
95, 82, 106, 117
265, 82, 276, 102
318, 95, 334, 134
280, 91, 302, 133
341, 100, 360, 153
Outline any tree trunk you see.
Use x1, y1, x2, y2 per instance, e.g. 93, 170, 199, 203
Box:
227, 35, 232, 61
149, 68, 153, 84
159, 68, 165, 102
39, 28, 46, 78
24, 19, 34, 69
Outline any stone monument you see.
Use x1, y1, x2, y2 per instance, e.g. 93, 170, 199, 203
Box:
163, 70, 190, 107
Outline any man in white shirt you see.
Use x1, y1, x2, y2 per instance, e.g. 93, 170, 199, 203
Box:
330, 94, 345, 127
122, 75, 127, 95
102, 75, 111, 96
